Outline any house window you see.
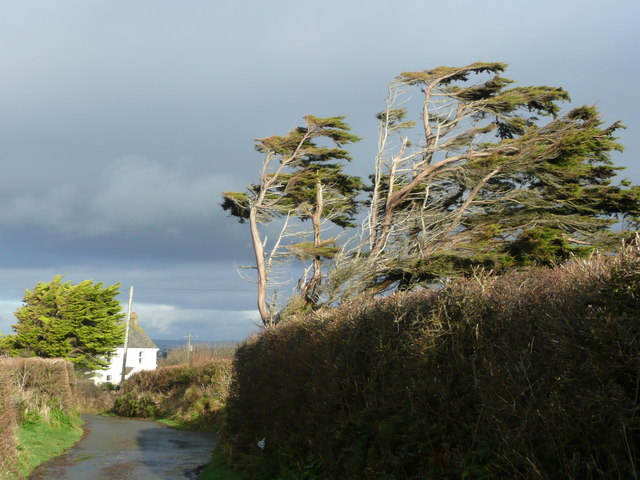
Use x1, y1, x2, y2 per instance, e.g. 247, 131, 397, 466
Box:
139, 351, 143, 364
106, 375, 112, 382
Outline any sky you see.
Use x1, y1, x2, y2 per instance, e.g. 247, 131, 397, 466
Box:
0, 0, 638, 342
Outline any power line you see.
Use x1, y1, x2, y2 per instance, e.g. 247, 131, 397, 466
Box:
133, 286, 226, 292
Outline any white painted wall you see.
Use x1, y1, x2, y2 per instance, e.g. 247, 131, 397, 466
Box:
93, 346, 159, 384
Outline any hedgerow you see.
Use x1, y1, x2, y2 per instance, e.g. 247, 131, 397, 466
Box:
112, 359, 233, 430
220, 243, 640, 479
0, 357, 79, 479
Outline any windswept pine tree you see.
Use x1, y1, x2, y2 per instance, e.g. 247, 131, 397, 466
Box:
223, 62, 640, 312
222, 115, 362, 324
329, 62, 640, 297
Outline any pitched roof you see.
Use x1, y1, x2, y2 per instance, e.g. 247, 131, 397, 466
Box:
118, 323, 158, 349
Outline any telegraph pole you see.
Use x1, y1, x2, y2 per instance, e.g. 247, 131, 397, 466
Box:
120, 286, 134, 384
185, 334, 198, 366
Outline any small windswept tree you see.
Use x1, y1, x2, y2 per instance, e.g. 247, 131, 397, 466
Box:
0, 276, 125, 370
221, 115, 362, 325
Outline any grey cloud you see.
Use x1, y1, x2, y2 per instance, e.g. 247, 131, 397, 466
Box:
89, 156, 229, 234
0, 156, 233, 236
0, 184, 78, 231
133, 303, 260, 341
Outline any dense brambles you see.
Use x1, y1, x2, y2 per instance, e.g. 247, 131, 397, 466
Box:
220, 243, 640, 479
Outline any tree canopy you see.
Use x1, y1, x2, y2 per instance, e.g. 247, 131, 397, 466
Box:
0, 276, 125, 370
331, 61, 640, 298
223, 62, 640, 319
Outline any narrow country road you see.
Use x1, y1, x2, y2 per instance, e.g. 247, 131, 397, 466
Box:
29, 414, 217, 480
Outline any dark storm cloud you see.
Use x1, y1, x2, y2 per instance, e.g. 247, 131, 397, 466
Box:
6, 156, 227, 224
0, 0, 638, 340
0, 155, 253, 264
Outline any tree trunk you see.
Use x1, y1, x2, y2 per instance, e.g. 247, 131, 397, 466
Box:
302, 180, 324, 303
249, 206, 271, 325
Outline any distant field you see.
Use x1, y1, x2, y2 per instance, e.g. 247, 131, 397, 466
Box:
153, 339, 238, 358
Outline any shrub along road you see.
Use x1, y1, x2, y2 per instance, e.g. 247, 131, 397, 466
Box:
28, 414, 216, 480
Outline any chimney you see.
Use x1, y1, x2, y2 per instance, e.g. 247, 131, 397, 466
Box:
130, 312, 139, 326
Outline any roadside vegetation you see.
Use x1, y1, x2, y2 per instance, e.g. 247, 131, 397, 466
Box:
197, 457, 244, 480
112, 343, 235, 431
218, 244, 640, 479
0, 357, 84, 480
16, 409, 83, 478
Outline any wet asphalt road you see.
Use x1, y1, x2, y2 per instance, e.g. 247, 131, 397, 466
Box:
29, 414, 217, 480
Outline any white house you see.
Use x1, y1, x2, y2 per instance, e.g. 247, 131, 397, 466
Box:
93, 316, 159, 385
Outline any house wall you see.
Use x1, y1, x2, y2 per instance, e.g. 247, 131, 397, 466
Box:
93, 347, 159, 384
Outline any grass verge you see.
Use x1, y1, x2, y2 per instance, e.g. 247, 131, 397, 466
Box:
198, 456, 244, 480
16, 410, 84, 478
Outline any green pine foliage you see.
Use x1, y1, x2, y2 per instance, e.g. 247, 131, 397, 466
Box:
0, 276, 125, 370
347, 61, 640, 293
221, 114, 362, 226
